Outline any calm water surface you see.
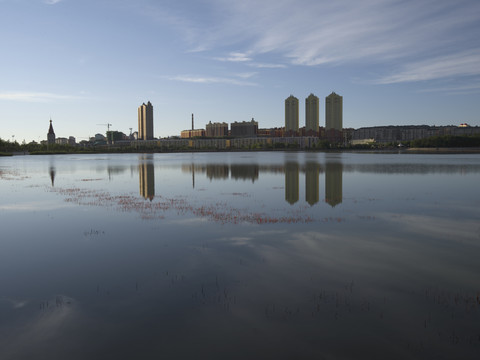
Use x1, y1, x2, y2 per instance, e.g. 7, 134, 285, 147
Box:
1, 152, 479, 359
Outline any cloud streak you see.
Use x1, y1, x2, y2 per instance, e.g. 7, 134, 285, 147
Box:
214, 52, 252, 62
0, 92, 81, 102
165, 75, 258, 87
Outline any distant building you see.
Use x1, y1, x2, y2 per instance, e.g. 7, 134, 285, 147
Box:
231, 119, 258, 137
352, 125, 480, 144
94, 133, 106, 141
106, 131, 127, 143
206, 121, 228, 137
68, 136, 76, 146
325, 92, 343, 131
138, 101, 154, 140
55, 137, 68, 145
47, 119, 56, 144
181, 129, 205, 138
305, 93, 319, 136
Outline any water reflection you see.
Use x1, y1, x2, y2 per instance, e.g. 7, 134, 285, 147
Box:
206, 164, 229, 180
4, 153, 479, 359
107, 166, 128, 180
139, 156, 155, 201
49, 166, 56, 187
305, 162, 320, 206
231, 164, 259, 182
325, 162, 343, 207
285, 162, 299, 204
167, 160, 345, 206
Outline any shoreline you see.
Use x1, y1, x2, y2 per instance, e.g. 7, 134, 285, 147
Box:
4, 147, 480, 156
405, 147, 480, 154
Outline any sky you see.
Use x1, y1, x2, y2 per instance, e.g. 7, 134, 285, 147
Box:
1, 0, 480, 143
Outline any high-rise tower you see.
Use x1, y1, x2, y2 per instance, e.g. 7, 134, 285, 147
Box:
285, 95, 299, 135
305, 93, 319, 135
47, 119, 56, 145
325, 92, 343, 130
138, 101, 154, 140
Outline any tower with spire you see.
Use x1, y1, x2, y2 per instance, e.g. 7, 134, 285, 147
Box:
47, 119, 56, 145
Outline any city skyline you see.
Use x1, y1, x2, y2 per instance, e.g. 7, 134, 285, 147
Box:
1, 0, 480, 143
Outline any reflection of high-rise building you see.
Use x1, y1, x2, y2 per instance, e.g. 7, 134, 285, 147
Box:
305, 94, 319, 135
47, 119, 56, 144
139, 162, 155, 201
285, 95, 299, 135
325, 92, 343, 130
305, 162, 320, 206
138, 101, 154, 140
325, 162, 342, 207
285, 162, 299, 204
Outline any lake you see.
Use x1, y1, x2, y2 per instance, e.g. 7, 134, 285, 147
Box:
1, 151, 479, 359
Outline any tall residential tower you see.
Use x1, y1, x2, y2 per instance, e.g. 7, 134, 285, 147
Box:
285, 95, 299, 135
138, 101, 154, 140
325, 92, 343, 130
305, 93, 319, 135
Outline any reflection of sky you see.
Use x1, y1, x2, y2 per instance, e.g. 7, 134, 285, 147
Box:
1, 152, 479, 359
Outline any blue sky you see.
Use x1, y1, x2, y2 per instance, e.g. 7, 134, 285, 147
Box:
1, 0, 480, 142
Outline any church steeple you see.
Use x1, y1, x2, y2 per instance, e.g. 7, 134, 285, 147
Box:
48, 119, 54, 134
47, 119, 56, 144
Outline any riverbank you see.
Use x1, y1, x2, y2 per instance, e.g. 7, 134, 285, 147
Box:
406, 147, 480, 154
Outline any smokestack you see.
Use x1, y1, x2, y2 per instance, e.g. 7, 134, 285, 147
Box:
192, 113, 194, 130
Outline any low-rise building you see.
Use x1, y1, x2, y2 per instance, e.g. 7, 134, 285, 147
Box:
181, 129, 206, 138
55, 137, 68, 145
231, 119, 258, 138
206, 121, 228, 137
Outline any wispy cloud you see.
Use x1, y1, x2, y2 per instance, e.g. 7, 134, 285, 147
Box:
165, 75, 258, 87
43, 0, 63, 5
0, 92, 81, 102
145, 0, 480, 87
248, 63, 287, 69
374, 50, 480, 84
417, 81, 480, 95
235, 72, 257, 79
214, 52, 252, 62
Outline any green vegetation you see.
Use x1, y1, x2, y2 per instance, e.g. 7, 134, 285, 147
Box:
406, 134, 480, 148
